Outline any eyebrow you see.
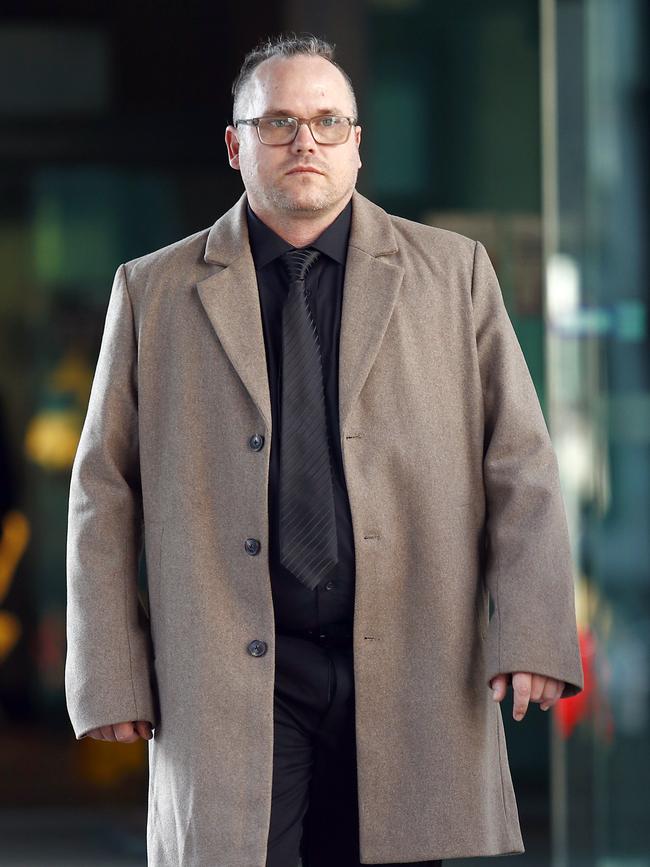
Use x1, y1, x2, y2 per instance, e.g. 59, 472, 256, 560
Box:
260, 107, 349, 117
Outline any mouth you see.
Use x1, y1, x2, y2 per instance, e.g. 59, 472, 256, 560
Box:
286, 167, 324, 175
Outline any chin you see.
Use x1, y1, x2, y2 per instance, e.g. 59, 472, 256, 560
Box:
271, 190, 334, 213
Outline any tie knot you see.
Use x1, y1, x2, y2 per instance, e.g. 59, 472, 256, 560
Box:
280, 247, 321, 283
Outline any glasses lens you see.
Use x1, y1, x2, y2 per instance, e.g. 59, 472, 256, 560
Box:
255, 116, 353, 144
311, 116, 352, 144
257, 117, 298, 144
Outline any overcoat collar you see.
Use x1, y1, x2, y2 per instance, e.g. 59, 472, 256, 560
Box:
196, 189, 404, 437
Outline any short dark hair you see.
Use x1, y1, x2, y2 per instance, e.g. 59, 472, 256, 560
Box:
231, 32, 358, 121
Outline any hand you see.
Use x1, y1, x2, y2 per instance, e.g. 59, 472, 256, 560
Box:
490, 672, 565, 721
85, 720, 153, 742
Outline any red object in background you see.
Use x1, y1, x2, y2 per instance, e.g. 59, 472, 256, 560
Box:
553, 625, 613, 742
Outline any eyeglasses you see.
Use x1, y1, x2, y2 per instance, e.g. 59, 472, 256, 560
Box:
233, 115, 358, 146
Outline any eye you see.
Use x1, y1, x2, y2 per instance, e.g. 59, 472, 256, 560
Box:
268, 117, 294, 128
317, 116, 338, 127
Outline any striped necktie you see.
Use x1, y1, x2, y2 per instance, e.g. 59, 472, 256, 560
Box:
277, 247, 339, 591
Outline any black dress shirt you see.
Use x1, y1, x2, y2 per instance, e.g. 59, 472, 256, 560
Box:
246, 200, 356, 635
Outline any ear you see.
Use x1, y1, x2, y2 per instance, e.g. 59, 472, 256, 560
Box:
225, 125, 241, 171
355, 125, 362, 169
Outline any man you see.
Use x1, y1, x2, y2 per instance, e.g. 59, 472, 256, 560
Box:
65, 33, 584, 867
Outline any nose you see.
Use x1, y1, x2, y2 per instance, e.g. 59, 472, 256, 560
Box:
291, 121, 317, 153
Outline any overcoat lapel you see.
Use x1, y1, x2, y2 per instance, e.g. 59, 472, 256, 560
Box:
196, 196, 272, 429
337, 239, 404, 434
195, 189, 405, 438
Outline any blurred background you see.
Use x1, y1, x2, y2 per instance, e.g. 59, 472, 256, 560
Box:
0, 0, 648, 864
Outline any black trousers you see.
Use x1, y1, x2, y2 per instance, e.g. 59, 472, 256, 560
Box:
265, 630, 443, 867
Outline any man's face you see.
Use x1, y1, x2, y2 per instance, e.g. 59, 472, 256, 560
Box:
225, 55, 362, 218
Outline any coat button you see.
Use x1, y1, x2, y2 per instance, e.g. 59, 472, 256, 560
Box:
247, 639, 267, 657
244, 538, 261, 555
249, 433, 265, 451
324, 581, 335, 591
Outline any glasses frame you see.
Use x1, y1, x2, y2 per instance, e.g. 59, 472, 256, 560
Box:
233, 114, 358, 146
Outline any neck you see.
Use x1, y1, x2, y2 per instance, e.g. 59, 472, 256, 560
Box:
247, 195, 352, 247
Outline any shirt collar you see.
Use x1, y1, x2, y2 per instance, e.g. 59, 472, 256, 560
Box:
246, 198, 352, 270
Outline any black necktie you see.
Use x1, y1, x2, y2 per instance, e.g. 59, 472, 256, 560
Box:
277, 247, 339, 591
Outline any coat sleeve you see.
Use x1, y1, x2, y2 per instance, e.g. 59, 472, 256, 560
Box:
65, 263, 159, 739
471, 240, 584, 699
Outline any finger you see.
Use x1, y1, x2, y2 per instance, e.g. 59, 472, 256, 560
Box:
135, 720, 153, 740
539, 678, 558, 704
113, 722, 138, 743
540, 677, 557, 710
512, 672, 531, 721
490, 674, 503, 699
540, 679, 564, 711
530, 674, 547, 703
529, 676, 541, 703
544, 677, 560, 701
100, 725, 117, 741
490, 674, 508, 701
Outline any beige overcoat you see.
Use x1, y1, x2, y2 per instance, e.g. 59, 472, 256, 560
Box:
65, 189, 584, 866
